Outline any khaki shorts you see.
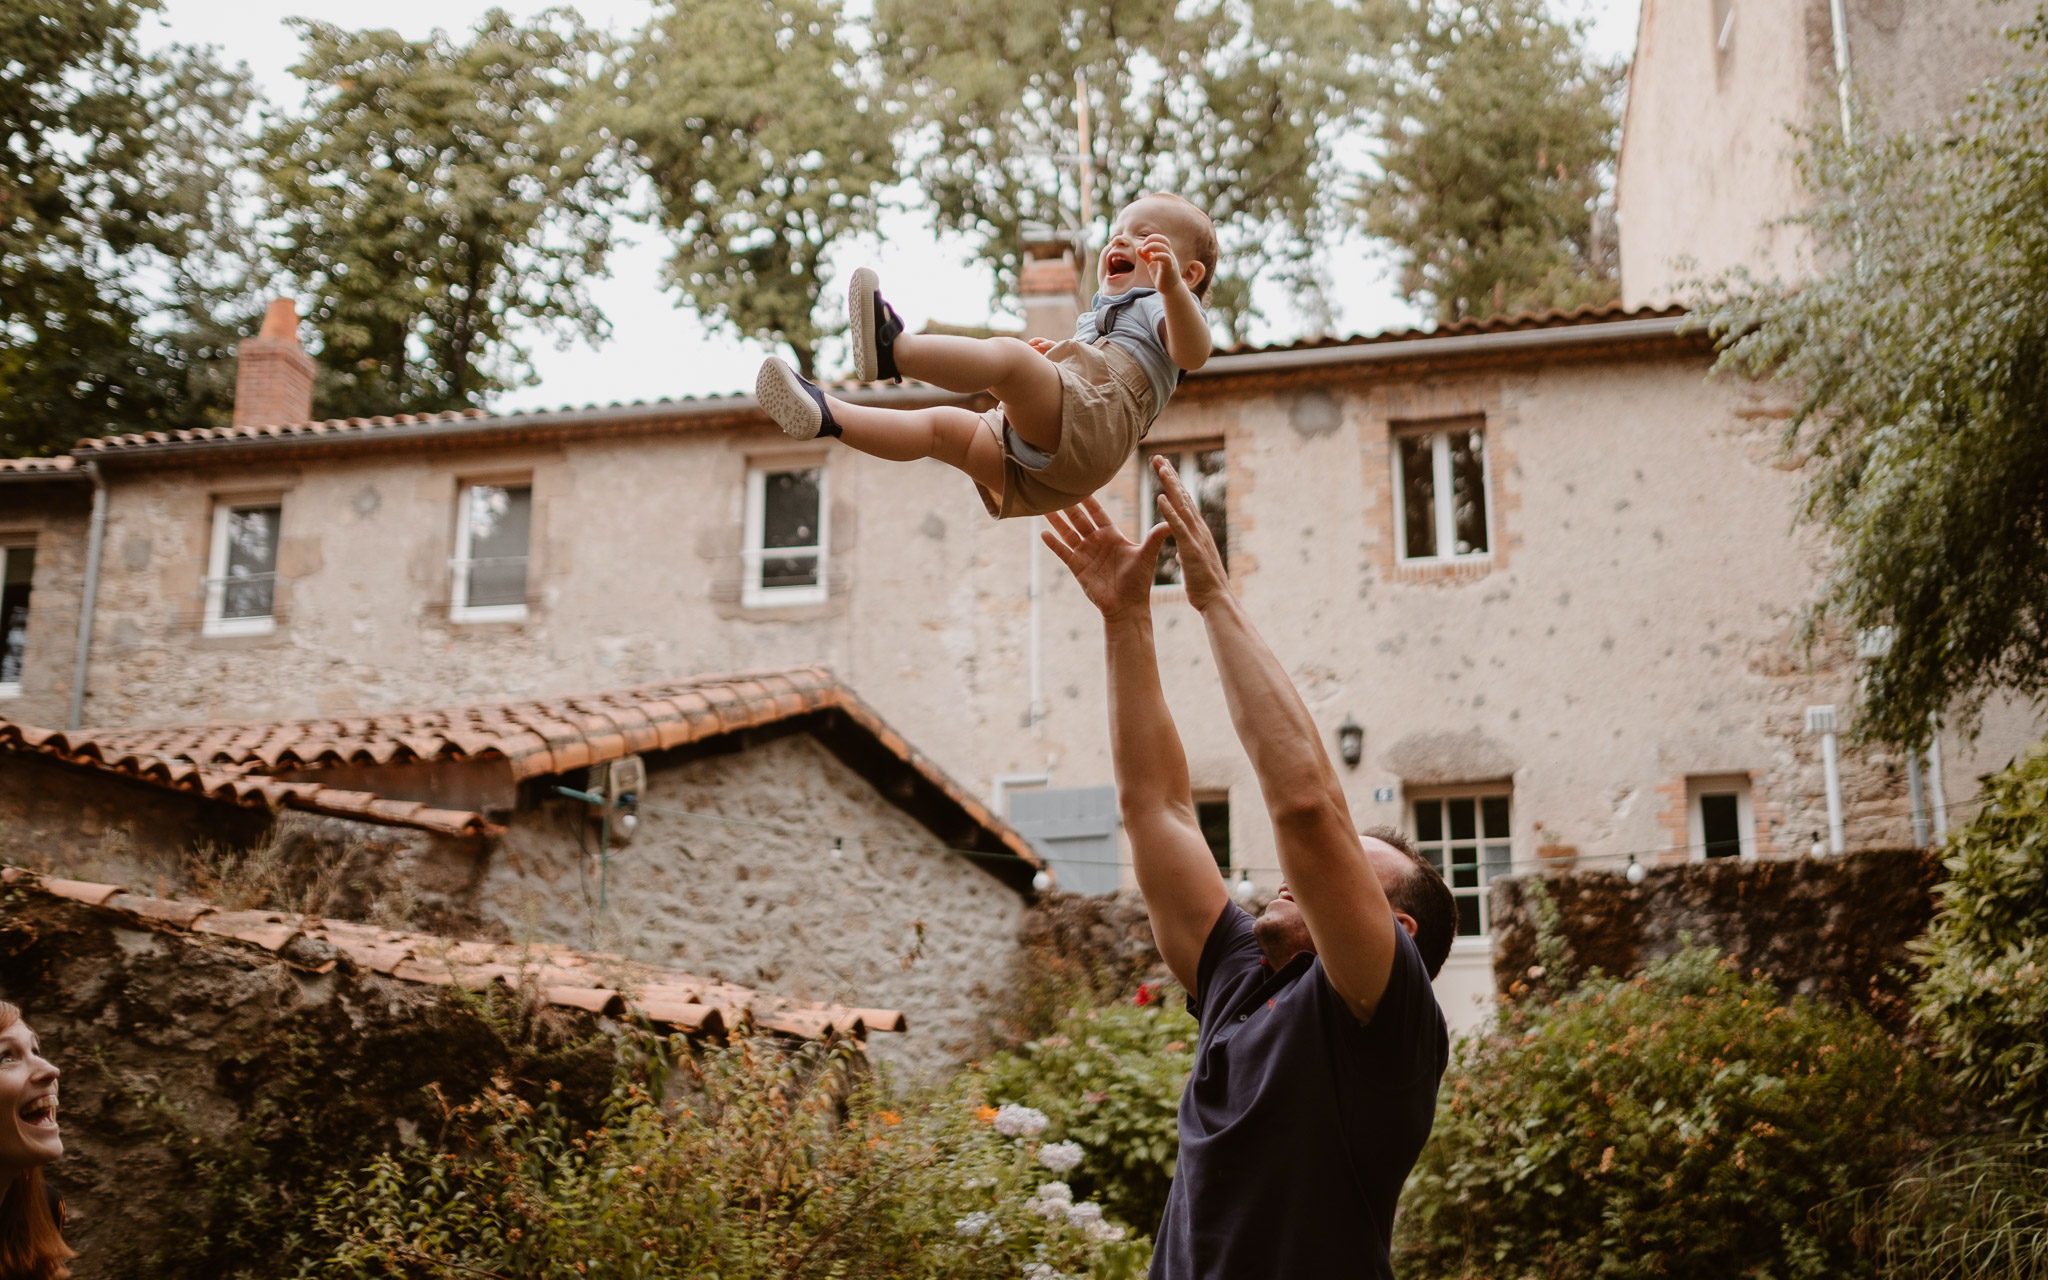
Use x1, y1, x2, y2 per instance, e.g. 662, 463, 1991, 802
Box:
975, 339, 1158, 519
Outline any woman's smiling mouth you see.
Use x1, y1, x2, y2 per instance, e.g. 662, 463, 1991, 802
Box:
18, 1093, 55, 1130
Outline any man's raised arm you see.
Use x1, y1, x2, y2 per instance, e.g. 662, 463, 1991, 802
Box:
1148, 458, 1401, 1021
1042, 500, 1230, 994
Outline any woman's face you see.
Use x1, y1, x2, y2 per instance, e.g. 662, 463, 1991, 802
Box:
0, 1022, 60, 1172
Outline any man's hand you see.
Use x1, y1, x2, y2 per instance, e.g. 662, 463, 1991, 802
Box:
1150, 455, 1230, 611
1043, 498, 1169, 623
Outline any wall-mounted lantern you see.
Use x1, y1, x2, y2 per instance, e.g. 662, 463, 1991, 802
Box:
1336, 716, 1364, 769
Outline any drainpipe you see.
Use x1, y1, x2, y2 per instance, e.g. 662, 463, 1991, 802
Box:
1828, 0, 1855, 138
66, 462, 108, 730
1925, 715, 1949, 840
1028, 518, 1046, 734
1906, 750, 1929, 848
1806, 704, 1845, 854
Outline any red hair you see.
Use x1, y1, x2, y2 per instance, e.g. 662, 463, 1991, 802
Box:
0, 1003, 71, 1280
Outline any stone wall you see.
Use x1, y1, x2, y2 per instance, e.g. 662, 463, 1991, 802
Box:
1488, 849, 1945, 1030
478, 730, 1030, 1077
0, 754, 269, 880
0, 893, 617, 1279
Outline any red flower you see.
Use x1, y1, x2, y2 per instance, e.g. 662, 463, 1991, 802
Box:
1133, 984, 1154, 1006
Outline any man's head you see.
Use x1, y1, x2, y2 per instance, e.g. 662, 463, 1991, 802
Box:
1099, 193, 1218, 300
1250, 827, 1457, 979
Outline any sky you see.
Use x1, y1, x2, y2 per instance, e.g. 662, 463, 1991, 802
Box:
141, 1, 1642, 412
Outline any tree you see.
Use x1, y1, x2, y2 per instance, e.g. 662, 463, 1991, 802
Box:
1364, 0, 1620, 325
873, 0, 1374, 342
0, 0, 261, 455
616, 0, 894, 381
264, 10, 620, 419
1702, 21, 2048, 745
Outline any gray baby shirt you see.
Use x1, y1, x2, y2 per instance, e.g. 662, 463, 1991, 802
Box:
1073, 288, 1183, 418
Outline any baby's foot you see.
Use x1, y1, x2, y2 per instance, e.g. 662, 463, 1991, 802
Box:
756, 358, 841, 440
848, 267, 904, 383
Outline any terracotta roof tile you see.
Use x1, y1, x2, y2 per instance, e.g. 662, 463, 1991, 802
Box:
0, 668, 1041, 873
1, 871, 901, 1042
1213, 300, 1690, 358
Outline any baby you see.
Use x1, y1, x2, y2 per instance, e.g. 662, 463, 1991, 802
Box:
755, 193, 1217, 519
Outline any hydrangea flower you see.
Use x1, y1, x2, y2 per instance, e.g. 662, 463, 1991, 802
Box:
993, 1103, 1050, 1138
952, 1210, 1003, 1241
1038, 1140, 1084, 1173
1024, 1181, 1073, 1219
1065, 1201, 1125, 1241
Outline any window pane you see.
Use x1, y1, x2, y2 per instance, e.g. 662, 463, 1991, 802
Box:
1, 548, 31, 684
1701, 793, 1743, 858
1450, 846, 1478, 889
1449, 428, 1488, 555
1193, 448, 1228, 568
1196, 798, 1231, 872
1399, 434, 1437, 558
465, 486, 531, 607
1455, 895, 1481, 937
1149, 448, 1228, 586
1414, 799, 1443, 844
222, 507, 279, 620
1481, 795, 1511, 840
1483, 842, 1512, 881
760, 469, 821, 590
1448, 797, 1476, 841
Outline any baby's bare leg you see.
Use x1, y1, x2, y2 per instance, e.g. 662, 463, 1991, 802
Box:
824, 396, 1007, 495
891, 333, 1064, 453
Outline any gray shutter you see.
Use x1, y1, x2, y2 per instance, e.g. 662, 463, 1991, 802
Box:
1008, 786, 1123, 895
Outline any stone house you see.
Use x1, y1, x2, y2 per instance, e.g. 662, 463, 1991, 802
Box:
0, 668, 1039, 1073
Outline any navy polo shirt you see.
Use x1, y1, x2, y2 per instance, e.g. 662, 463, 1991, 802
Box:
1148, 902, 1448, 1279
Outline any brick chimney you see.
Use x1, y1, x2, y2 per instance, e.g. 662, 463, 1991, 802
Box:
1019, 224, 1084, 342
232, 298, 318, 427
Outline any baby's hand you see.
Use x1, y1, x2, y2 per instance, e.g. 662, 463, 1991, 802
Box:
1028, 337, 1056, 355
1137, 234, 1183, 292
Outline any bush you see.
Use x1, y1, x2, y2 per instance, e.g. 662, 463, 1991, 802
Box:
1913, 739, 2048, 1126
307, 1035, 1153, 1279
1396, 947, 1943, 1280
974, 985, 1196, 1233
1854, 1135, 2048, 1280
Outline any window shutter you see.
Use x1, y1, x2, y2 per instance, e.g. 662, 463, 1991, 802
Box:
1007, 786, 1123, 895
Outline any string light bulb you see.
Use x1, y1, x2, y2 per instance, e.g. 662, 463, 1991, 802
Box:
829, 837, 844, 861
1233, 871, 1256, 902
1625, 854, 1646, 885
1031, 869, 1052, 893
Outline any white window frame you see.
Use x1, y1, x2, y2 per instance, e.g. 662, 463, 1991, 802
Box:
1687, 774, 1758, 861
203, 501, 280, 638
1391, 422, 1494, 565
0, 540, 33, 698
449, 482, 532, 625
742, 464, 829, 608
1140, 442, 1227, 590
1410, 784, 1514, 944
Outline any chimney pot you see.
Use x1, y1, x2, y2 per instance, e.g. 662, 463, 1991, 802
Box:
233, 298, 318, 427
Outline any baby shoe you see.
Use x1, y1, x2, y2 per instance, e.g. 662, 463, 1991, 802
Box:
848, 268, 904, 383
756, 358, 841, 441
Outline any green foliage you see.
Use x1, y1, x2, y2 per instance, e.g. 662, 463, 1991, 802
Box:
976, 987, 1195, 1232
1364, 0, 1621, 324
1701, 26, 2048, 743
307, 1035, 1151, 1279
263, 10, 620, 418
1912, 739, 2048, 1126
617, 0, 894, 380
873, 0, 1374, 341
1396, 947, 1942, 1280
0, 0, 263, 454
1853, 1135, 2048, 1280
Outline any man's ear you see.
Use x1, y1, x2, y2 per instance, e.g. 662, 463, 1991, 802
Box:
1392, 910, 1419, 940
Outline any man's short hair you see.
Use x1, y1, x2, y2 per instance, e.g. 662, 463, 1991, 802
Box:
1362, 826, 1456, 979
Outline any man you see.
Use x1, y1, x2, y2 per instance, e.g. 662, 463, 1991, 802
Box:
1041, 457, 1456, 1279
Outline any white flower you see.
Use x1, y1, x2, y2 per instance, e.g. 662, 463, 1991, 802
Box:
1021, 1265, 1071, 1280
952, 1210, 1003, 1241
994, 1103, 1050, 1138
1024, 1181, 1073, 1219
1064, 1200, 1125, 1240
1037, 1140, 1084, 1173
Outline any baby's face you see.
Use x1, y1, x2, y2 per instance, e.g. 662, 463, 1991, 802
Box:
1098, 196, 1208, 297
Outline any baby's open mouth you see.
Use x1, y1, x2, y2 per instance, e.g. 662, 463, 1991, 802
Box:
19, 1095, 56, 1129
1105, 252, 1135, 277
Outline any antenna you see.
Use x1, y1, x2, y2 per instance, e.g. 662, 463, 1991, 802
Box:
1075, 68, 1096, 295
